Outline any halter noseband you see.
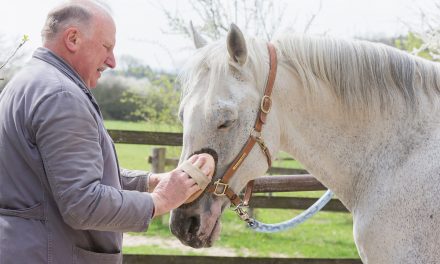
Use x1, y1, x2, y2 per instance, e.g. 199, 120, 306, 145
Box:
205, 43, 277, 220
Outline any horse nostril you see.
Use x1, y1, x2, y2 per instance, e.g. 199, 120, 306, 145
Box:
188, 216, 200, 234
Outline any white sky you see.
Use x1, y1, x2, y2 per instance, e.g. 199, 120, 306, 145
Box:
0, 0, 435, 72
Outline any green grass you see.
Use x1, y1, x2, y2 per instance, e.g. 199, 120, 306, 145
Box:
123, 245, 186, 255
128, 209, 358, 258
105, 120, 359, 258
106, 120, 182, 170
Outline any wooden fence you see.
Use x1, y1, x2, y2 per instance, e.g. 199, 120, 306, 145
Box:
123, 255, 362, 264
108, 129, 348, 212
108, 129, 359, 263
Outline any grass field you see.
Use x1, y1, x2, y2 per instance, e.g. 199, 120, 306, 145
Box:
105, 120, 360, 258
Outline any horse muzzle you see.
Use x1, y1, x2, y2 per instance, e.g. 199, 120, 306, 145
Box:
170, 195, 224, 248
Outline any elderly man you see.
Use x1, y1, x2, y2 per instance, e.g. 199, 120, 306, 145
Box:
0, 1, 214, 263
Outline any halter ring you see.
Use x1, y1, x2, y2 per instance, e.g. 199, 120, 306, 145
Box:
213, 179, 229, 196
260, 95, 272, 114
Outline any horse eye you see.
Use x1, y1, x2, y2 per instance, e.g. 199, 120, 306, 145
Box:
217, 120, 236, 130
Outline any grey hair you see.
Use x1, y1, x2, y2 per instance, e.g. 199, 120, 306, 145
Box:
274, 35, 440, 114
180, 33, 440, 118
41, 0, 112, 43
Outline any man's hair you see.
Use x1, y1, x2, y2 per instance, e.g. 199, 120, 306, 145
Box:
41, 3, 92, 43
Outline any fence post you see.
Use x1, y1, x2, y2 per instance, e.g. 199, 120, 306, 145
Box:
151, 147, 166, 173
150, 147, 168, 225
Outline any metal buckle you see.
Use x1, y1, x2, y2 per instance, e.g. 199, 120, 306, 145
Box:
233, 203, 251, 222
251, 129, 268, 152
250, 128, 261, 139
255, 136, 268, 152
260, 95, 272, 114
213, 179, 228, 196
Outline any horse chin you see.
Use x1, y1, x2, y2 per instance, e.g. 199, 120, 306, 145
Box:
170, 196, 226, 248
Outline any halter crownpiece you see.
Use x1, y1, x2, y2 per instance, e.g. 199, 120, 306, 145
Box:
206, 43, 278, 214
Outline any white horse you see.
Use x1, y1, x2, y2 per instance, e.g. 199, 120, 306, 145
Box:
170, 24, 440, 263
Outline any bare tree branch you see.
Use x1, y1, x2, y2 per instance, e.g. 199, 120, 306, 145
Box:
157, 0, 321, 41
303, 0, 322, 34
0, 35, 29, 81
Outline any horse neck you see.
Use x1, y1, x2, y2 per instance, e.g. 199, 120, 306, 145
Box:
271, 62, 437, 211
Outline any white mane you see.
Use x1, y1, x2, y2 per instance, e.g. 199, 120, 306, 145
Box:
276, 35, 440, 113
180, 34, 440, 115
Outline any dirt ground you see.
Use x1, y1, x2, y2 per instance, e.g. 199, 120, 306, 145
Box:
123, 234, 289, 257
123, 234, 252, 256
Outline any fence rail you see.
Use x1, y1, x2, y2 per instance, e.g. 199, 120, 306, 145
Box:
109, 129, 349, 212
108, 129, 182, 146
123, 255, 362, 264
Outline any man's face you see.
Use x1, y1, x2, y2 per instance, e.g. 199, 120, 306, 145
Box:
76, 15, 116, 88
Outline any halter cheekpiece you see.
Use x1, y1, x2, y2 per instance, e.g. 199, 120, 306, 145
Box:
205, 43, 278, 222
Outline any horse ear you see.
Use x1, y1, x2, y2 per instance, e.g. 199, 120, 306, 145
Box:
189, 21, 207, 49
227, 23, 247, 65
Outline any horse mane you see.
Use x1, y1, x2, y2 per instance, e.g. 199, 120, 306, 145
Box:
180, 33, 440, 115
274, 35, 440, 113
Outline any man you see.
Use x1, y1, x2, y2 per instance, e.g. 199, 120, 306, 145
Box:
0, 1, 214, 263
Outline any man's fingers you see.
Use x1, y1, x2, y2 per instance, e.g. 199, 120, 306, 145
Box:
191, 154, 214, 172
188, 154, 198, 163
192, 155, 206, 168
188, 184, 201, 195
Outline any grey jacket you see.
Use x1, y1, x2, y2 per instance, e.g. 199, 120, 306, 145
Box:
0, 48, 154, 264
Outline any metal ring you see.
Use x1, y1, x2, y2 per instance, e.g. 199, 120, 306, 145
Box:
260, 95, 272, 114
212, 179, 228, 196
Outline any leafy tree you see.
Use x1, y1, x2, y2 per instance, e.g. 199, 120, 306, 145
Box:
395, 32, 433, 60
92, 75, 140, 120
400, 1, 440, 61
92, 55, 181, 125
121, 73, 180, 124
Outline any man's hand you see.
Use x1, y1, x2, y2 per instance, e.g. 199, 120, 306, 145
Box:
150, 154, 215, 217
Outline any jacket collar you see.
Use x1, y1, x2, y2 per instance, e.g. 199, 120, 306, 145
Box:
33, 47, 102, 116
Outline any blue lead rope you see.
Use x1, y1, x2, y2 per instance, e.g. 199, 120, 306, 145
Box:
246, 190, 334, 233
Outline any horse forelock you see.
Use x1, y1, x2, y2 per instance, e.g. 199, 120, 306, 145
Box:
274, 35, 440, 115
179, 37, 271, 103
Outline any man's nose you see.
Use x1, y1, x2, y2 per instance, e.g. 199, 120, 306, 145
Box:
105, 52, 116, 69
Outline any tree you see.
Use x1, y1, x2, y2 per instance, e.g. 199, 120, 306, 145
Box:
0, 35, 29, 92
92, 56, 181, 125
395, 32, 433, 60
401, 1, 440, 60
92, 75, 141, 120
120, 73, 180, 124
158, 0, 322, 42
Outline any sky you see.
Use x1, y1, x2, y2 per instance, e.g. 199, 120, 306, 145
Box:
0, 0, 436, 72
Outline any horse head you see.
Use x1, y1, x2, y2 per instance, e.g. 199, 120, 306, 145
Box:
170, 24, 281, 248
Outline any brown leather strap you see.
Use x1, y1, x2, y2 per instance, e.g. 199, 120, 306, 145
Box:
257, 44, 277, 128
207, 184, 242, 206
242, 180, 255, 207
222, 137, 258, 184
206, 43, 277, 207
221, 43, 277, 184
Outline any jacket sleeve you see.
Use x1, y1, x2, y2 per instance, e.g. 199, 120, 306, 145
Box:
31, 90, 154, 232
120, 168, 151, 192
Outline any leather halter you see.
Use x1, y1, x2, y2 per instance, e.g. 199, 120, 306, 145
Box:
206, 43, 277, 211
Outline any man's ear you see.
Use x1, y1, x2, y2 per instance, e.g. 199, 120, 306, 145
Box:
63, 27, 81, 52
